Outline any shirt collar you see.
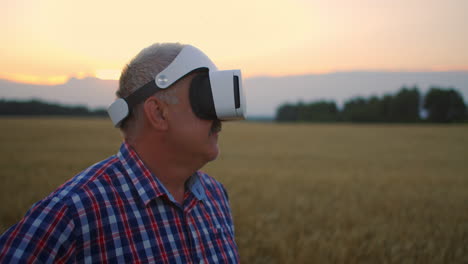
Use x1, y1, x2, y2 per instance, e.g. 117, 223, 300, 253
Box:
185, 172, 206, 201
117, 142, 205, 206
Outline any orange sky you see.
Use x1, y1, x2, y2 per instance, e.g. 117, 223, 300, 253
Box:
2, 0, 468, 85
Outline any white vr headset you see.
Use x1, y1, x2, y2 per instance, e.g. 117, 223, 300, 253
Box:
107, 45, 246, 127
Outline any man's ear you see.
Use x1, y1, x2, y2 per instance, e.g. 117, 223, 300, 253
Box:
143, 96, 169, 131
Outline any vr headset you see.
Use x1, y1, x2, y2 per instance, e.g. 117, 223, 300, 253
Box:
107, 45, 246, 127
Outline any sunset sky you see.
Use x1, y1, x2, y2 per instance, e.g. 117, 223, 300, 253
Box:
2, 0, 467, 85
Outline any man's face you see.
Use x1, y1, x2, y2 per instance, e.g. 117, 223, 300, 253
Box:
164, 74, 221, 164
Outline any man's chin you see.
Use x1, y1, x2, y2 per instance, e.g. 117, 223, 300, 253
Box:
206, 146, 220, 162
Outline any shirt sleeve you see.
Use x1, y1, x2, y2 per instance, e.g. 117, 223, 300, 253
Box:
0, 196, 76, 263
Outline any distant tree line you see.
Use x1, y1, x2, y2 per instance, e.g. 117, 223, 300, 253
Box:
0, 99, 108, 117
276, 87, 467, 123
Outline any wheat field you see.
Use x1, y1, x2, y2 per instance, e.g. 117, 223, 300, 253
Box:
0, 118, 467, 263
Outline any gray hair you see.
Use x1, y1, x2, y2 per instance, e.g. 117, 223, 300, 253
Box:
117, 43, 185, 133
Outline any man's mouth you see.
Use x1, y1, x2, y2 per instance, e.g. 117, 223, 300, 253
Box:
210, 120, 222, 135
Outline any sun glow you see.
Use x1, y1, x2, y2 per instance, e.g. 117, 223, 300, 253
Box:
95, 69, 121, 80
0, 74, 69, 85
1, 0, 467, 85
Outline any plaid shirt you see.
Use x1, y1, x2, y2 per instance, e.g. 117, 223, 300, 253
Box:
0, 142, 239, 263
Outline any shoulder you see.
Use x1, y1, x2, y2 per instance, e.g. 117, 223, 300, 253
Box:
18, 154, 125, 225
0, 152, 134, 262
50, 155, 121, 202
17, 155, 122, 219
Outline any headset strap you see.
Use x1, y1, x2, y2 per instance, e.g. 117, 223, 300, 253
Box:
124, 80, 161, 109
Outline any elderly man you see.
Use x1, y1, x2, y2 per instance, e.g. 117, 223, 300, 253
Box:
0, 43, 245, 263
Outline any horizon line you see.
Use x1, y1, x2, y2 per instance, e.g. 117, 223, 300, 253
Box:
2, 68, 468, 86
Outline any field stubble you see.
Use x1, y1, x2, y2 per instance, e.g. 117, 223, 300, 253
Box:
0, 118, 467, 263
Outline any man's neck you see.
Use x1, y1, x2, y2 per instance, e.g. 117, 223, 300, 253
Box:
128, 138, 202, 205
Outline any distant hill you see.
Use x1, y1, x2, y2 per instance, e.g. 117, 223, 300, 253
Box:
1, 71, 468, 117
0, 77, 117, 110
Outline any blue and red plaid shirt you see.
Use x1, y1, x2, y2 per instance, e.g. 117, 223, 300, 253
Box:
0, 142, 239, 263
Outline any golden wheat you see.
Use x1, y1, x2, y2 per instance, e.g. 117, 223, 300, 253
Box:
0, 118, 467, 263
